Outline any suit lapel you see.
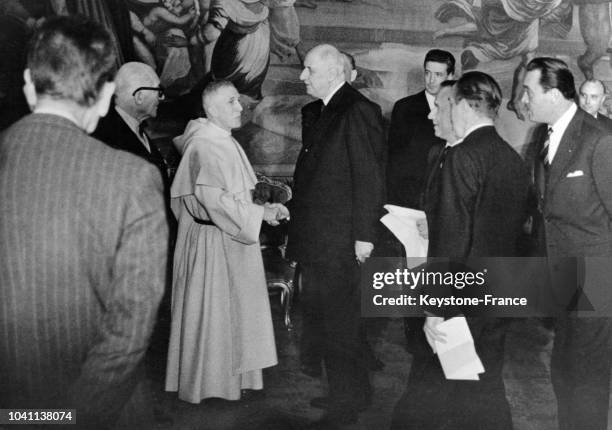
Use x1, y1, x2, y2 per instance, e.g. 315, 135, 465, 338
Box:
418, 90, 431, 115
532, 125, 548, 210
547, 111, 581, 192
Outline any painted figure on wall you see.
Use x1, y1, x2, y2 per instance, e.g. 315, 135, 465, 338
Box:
127, 0, 200, 92
434, 0, 571, 119
434, 0, 569, 69
574, 0, 612, 79
193, 0, 270, 99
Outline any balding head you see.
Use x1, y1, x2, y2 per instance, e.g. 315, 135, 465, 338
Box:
579, 79, 607, 117
300, 44, 345, 99
114, 62, 162, 121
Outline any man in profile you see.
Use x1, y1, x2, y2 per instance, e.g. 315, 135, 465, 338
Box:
94, 61, 172, 185
392, 72, 530, 430
523, 57, 612, 430
288, 44, 385, 426
165, 80, 285, 403
578, 78, 612, 129
0, 16, 168, 429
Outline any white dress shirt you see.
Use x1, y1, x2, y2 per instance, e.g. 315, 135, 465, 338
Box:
547, 103, 577, 164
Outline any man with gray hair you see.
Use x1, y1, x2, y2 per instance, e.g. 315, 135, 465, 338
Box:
578, 78, 612, 130
165, 80, 286, 403
287, 43, 385, 425
94, 61, 170, 184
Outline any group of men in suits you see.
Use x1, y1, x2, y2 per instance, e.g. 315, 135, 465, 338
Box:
392, 70, 531, 430
387, 52, 612, 429
3, 14, 612, 430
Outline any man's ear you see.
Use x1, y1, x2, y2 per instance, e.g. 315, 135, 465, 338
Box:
550, 88, 563, 103
133, 89, 144, 106
22, 69, 37, 111
95, 81, 116, 118
82, 81, 115, 134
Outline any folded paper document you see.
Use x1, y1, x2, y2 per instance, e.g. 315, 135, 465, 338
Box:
380, 204, 428, 268
434, 317, 485, 380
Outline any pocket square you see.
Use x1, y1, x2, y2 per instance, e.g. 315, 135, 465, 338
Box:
566, 170, 584, 178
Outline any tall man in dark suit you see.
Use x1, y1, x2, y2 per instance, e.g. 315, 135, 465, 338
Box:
93, 61, 170, 186
287, 43, 385, 426
0, 16, 168, 429
578, 78, 612, 130
392, 72, 530, 430
522, 57, 612, 430
386, 49, 455, 209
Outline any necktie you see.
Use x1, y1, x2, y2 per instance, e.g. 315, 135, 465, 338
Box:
540, 126, 553, 168
138, 121, 148, 140
438, 145, 450, 169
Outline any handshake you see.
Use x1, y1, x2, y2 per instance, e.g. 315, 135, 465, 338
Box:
263, 203, 290, 226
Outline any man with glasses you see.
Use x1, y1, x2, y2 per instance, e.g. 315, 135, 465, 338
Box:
94, 62, 177, 368
94, 61, 170, 185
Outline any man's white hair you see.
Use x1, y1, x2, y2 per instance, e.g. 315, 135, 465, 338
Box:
114, 62, 158, 107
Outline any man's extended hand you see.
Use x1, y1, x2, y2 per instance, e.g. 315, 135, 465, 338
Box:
263, 203, 290, 226
355, 240, 374, 264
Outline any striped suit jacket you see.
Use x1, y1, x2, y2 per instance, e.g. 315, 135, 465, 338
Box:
0, 113, 168, 428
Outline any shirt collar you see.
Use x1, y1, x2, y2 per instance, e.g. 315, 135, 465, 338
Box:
322, 82, 346, 106
546, 103, 577, 164
551, 102, 577, 136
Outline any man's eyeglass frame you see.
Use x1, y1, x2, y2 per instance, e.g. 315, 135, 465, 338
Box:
132, 86, 165, 99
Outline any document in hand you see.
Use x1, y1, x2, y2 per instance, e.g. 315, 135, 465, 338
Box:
380, 204, 428, 268
433, 317, 485, 381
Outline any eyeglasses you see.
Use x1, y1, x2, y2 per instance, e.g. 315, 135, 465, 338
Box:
132, 86, 165, 99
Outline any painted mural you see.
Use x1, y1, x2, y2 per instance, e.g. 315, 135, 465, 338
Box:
2, 0, 612, 165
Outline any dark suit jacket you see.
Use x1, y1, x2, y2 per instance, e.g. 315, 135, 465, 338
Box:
597, 112, 612, 131
93, 105, 170, 187
387, 90, 444, 209
427, 126, 531, 259
287, 83, 385, 263
0, 114, 168, 428
532, 109, 612, 258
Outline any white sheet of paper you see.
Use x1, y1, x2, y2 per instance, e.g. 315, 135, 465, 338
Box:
434, 317, 485, 380
380, 204, 428, 268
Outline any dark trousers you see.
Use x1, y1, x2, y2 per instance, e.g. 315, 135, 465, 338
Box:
300, 259, 371, 414
552, 316, 612, 430
391, 318, 512, 430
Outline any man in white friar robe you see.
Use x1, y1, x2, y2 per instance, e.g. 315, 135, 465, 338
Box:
165, 80, 288, 403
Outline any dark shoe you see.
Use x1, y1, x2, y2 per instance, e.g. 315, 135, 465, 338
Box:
301, 363, 322, 378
